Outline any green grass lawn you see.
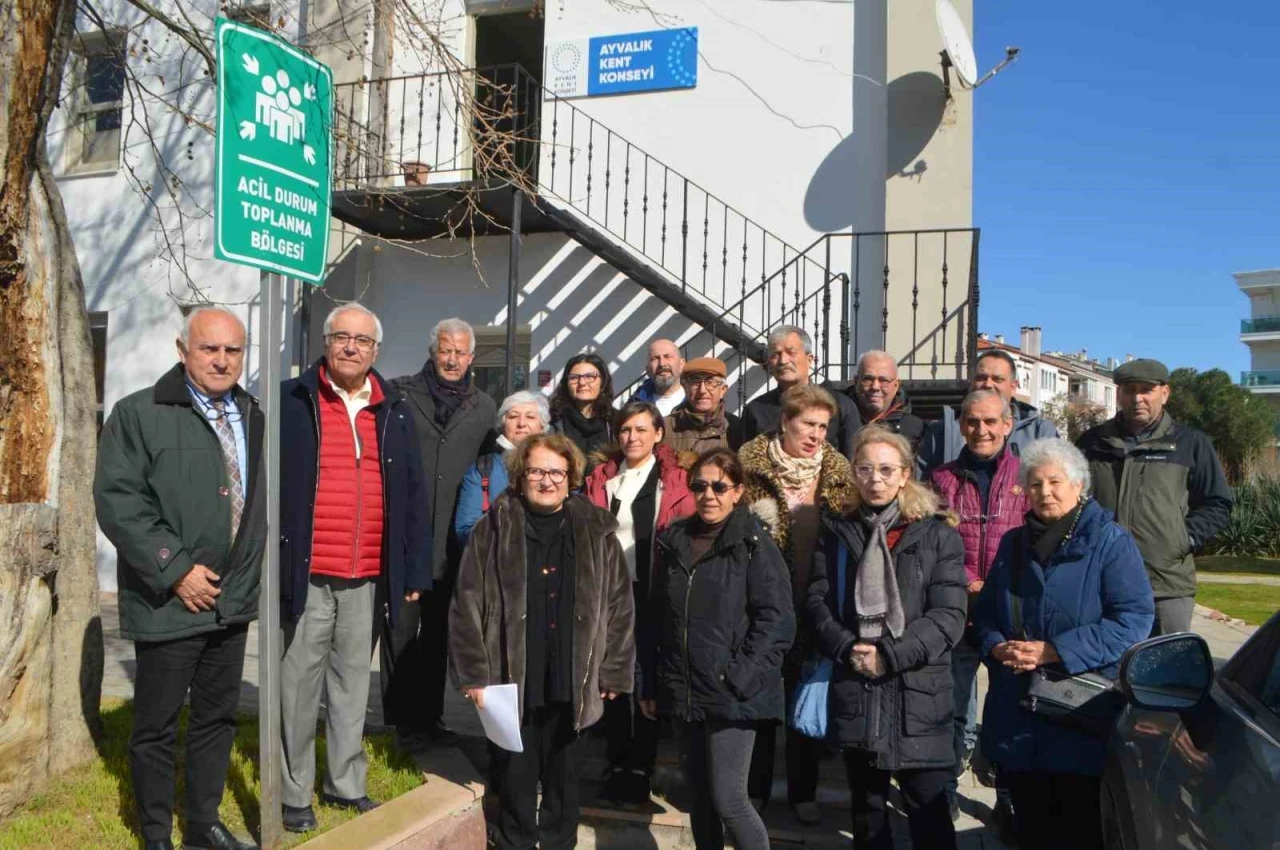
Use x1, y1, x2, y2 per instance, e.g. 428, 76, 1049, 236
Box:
1196, 583, 1280, 626
0, 700, 422, 850
1197, 555, 1280, 577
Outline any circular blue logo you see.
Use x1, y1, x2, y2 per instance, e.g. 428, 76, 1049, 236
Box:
666, 29, 697, 87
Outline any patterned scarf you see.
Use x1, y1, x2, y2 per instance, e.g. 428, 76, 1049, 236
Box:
766, 434, 825, 492
853, 500, 906, 640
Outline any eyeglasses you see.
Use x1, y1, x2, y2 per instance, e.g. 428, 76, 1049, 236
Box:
690, 479, 736, 495
525, 467, 568, 484
684, 377, 725, 390
858, 376, 897, 387
853, 464, 906, 481
327, 332, 378, 352
567, 372, 601, 384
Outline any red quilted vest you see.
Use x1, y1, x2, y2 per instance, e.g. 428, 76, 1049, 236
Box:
928, 449, 1029, 585
310, 368, 385, 579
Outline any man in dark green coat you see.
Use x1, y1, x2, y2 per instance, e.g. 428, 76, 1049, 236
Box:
95, 307, 265, 850
1077, 358, 1232, 636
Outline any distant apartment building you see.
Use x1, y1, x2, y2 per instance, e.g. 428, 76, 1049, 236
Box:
977, 326, 1118, 417
1235, 268, 1280, 435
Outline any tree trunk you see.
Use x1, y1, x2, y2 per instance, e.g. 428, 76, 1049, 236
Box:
0, 0, 104, 817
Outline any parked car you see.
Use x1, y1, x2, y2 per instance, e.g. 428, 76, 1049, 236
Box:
1103, 612, 1280, 850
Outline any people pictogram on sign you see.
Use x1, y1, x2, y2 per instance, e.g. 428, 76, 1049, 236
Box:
255, 68, 306, 145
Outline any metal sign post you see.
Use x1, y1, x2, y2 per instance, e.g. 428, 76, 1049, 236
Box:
214, 18, 334, 284
213, 19, 334, 848
257, 271, 284, 848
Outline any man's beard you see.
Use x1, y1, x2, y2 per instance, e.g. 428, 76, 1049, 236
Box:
653, 370, 678, 392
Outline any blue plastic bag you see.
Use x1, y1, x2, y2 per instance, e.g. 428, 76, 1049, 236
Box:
788, 540, 847, 739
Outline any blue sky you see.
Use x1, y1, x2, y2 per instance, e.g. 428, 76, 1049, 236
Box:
973, 1, 1280, 376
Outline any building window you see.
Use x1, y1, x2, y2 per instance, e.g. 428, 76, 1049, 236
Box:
65, 30, 125, 173
471, 324, 532, 401
1105, 385, 1114, 408
90, 312, 108, 433
227, 3, 273, 29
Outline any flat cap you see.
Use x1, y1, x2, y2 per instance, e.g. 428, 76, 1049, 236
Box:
1113, 358, 1169, 385
682, 357, 727, 379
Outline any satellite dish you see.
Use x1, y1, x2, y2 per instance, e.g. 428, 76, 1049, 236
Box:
935, 0, 978, 87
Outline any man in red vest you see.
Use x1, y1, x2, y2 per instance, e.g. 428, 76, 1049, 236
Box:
927, 389, 1027, 838
277, 304, 431, 833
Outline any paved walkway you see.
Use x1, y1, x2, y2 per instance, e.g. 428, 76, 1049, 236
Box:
1197, 571, 1280, 586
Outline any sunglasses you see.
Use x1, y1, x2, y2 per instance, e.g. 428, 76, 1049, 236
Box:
690, 479, 736, 495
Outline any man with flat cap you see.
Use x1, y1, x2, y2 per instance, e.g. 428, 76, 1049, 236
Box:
662, 357, 743, 453
1077, 358, 1232, 635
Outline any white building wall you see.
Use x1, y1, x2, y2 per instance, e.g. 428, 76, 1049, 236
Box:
58, 0, 972, 588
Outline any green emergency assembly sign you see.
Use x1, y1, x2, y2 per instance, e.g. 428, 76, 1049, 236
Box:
214, 18, 332, 283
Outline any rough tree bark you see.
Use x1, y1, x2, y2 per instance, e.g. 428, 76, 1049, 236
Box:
0, 0, 104, 817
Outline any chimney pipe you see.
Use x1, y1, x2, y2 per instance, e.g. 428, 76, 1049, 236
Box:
995, 334, 1005, 345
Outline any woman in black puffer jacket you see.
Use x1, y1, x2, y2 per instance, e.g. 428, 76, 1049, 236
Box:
807, 425, 967, 850
640, 448, 794, 850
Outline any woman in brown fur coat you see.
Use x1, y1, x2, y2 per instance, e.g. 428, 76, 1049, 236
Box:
738, 384, 855, 824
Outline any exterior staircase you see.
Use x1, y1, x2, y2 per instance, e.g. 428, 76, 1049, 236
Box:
330, 64, 979, 402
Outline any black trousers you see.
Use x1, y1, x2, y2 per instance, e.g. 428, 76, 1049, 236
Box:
682, 720, 770, 850
131, 625, 248, 841
603, 694, 660, 775
1005, 770, 1103, 850
379, 576, 451, 731
489, 702, 583, 850
843, 750, 957, 850
746, 667, 819, 804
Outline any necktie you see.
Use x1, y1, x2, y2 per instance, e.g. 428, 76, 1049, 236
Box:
212, 397, 245, 539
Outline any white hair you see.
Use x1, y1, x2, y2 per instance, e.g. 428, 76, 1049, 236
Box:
429, 318, 475, 355
323, 302, 383, 343
1019, 438, 1091, 492
180, 306, 244, 345
767, 324, 812, 355
960, 389, 1013, 421
856, 349, 897, 377
497, 390, 551, 431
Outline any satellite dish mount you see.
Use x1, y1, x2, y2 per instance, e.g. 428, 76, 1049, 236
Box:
935, 0, 1020, 100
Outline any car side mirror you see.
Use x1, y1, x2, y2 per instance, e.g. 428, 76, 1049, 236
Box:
1118, 633, 1214, 712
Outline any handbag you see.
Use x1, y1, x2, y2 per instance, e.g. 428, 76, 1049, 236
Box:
1021, 667, 1124, 736
1010, 538, 1123, 737
789, 540, 847, 739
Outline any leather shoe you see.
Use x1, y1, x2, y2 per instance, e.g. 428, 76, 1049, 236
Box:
144, 841, 175, 850
282, 803, 318, 833
320, 793, 380, 814
427, 720, 456, 741
181, 821, 258, 850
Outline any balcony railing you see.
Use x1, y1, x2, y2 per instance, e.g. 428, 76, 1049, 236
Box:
1241, 317, 1280, 334
1241, 370, 1280, 387
333, 64, 978, 397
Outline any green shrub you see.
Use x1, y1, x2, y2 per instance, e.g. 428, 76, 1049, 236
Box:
1204, 476, 1280, 559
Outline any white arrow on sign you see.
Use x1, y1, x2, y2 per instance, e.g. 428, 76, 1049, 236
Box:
242, 53, 259, 75
239, 120, 256, 140
303, 82, 317, 101
303, 144, 316, 165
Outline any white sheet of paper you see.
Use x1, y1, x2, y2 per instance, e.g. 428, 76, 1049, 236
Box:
475, 683, 523, 752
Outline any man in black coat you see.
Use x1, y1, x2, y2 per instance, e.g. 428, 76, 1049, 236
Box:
390, 318, 498, 748
844, 350, 925, 450
277, 304, 431, 831
740, 325, 860, 457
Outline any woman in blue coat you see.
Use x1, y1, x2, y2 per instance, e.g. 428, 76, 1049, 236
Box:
454, 390, 550, 546
972, 438, 1154, 850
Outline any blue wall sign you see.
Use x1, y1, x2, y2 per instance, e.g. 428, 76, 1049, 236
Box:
546, 28, 698, 99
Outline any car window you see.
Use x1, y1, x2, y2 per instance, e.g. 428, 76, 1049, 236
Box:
1262, 651, 1280, 715
1221, 612, 1280, 717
